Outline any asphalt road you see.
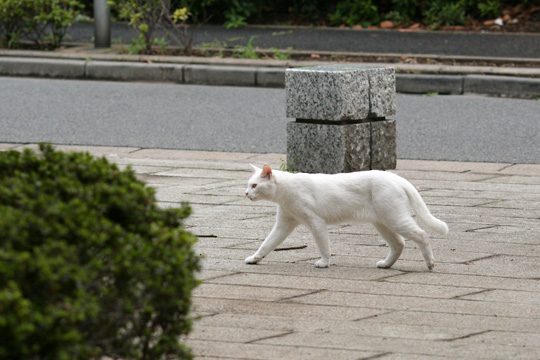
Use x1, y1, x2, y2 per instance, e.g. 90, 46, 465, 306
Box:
0, 77, 538, 163
67, 22, 540, 59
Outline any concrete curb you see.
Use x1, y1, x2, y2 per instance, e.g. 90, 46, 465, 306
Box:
0, 55, 539, 98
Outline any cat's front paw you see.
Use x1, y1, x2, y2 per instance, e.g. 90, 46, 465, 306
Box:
376, 260, 392, 269
314, 258, 329, 268
245, 254, 262, 265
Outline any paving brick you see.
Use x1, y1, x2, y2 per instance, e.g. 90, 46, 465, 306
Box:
188, 325, 288, 343
187, 339, 379, 360
452, 330, 540, 348
257, 331, 539, 359
193, 297, 387, 321
155, 189, 240, 204
196, 313, 473, 341
367, 310, 540, 333
482, 175, 540, 185
127, 148, 253, 161
460, 289, 540, 305
420, 188, 540, 202
198, 246, 318, 264
208, 272, 481, 299
197, 269, 239, 281
194, 283, 316, 302
396, 159, 509, 173
376, 353, 447, 360
499, 164, 540, 176
392, 169, 503, 182
383, 272, 540, 292
289, 289, 540, 318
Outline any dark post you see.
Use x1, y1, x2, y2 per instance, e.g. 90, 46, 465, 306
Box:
94, 0, 111, 48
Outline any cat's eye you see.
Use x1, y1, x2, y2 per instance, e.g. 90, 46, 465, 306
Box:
251, 184, 257, 189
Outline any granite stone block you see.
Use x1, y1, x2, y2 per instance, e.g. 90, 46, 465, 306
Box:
286, 64, 395, 121
287, 121, 370, 173
371, 119, 396, 170
367, 67, 396, 118
287, 120, 396, 173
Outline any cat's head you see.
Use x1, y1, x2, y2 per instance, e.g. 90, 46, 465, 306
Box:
245, 164, 277, 201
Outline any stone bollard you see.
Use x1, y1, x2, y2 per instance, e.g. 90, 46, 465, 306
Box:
286, 64, 397, 173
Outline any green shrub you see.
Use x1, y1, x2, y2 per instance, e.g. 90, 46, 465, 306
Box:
329, 0, 379, 26
0, 144, 200, 359
165, 0, 531, 28
111, 0, 192, 54
388, 0, 420, 24
423, 0, 467, 27
477, 0, 501, 18
224, 0, 255, 28
0, 0, 82, 48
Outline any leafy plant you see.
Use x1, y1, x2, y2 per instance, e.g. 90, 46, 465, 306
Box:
477, 0, 500, 19
233, 36, 259, 59
224, 0, 256, 28
0, 0, 81, 48
424, 0, 467, 27
0, 144, 200, 359
388, 0, 419, 24
329, 0, 379, 26
271, 47, 292, 60
111, 0, 193, 54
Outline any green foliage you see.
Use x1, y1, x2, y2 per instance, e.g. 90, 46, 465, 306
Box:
329, 0, 379, 26
477, 0, 501, 19
233, 36, 259, 59
288, 0, 331, 24
0, 144, 200, 359
0, 0, 81, 48
111, 0, 192, 54
271, 47, 292, 60
167, 0, 531, 28
224, 0, 255, 28
424, 0, 467, 27
388, 0, 419, 24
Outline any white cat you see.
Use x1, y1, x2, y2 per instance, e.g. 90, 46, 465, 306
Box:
244, 164, 448, 270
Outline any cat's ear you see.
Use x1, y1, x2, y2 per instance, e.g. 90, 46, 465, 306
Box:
249, 164, 260, 172
261, 164, 272, 179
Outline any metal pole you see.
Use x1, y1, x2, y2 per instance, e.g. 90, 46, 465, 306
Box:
94, 0, 111, 48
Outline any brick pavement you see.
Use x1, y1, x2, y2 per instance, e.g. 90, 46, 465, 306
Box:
2, 143, 539, 359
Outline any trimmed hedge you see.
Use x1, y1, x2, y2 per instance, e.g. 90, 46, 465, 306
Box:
0, 144, 200, 359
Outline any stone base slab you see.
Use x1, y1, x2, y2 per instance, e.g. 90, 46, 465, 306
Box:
287, 120, 396, 174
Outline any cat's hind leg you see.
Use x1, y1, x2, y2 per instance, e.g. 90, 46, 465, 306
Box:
374, 223, 405, 269
391, 219, 435, 271
245, 207, 297, 264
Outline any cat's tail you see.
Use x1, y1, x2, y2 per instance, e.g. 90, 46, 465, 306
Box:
402, 181, 449, 236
